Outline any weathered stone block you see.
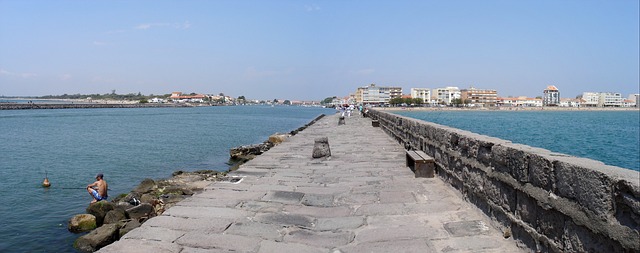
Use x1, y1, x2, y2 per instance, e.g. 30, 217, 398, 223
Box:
515, 190, 538, 228
555, 158, 614, 220
492, 144, 529, 182
484, 178, 516, 213
312, 137, 331, 158
528, 153, 555, 191
562, 220, 624, 253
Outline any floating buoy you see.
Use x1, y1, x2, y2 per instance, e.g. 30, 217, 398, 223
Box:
42, 171, 51, 187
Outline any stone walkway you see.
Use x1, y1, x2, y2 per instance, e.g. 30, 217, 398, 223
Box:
99, 113, 525, 253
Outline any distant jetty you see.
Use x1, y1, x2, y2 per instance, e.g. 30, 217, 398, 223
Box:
0, 103, 200, 110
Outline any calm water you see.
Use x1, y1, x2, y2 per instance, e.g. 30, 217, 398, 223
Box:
394, 109, 640, 171
0, 105, 332, 252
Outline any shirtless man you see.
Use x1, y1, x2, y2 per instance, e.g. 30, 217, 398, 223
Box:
87, 173, 108, 203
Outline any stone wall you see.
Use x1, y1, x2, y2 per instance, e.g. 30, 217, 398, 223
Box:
368, 109, 639, 252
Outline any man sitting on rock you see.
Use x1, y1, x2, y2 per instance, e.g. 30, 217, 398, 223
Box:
87, 173, 108, 203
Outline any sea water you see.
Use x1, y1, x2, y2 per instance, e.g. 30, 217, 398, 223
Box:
0, 105, 332, 252
394, 109, 640, 171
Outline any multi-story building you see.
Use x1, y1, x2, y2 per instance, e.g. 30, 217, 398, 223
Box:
410, 88, 431, 104
628, 94, 639, 107
581, 92, 600, 107
598, 92, 623, 107
355, 87, 365, 104
434, 87, 460, 105
543, 85, 560, 106
580, 92, 624, 107
460, 87, 498, 107
359, 83, 402, 105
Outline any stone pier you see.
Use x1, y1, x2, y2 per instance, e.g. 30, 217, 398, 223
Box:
98, 113, 525, 253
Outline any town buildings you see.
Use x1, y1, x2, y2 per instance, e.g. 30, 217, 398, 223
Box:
410, 88, 431, 104
355, 84, 403, 105
434, 87, 461, 105
460, 87, 498, 107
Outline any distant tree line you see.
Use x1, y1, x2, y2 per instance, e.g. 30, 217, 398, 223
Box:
38, 91, 172, 102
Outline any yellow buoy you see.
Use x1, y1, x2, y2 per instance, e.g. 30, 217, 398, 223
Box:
42, 177, 51, 187
42, 171, 51, 187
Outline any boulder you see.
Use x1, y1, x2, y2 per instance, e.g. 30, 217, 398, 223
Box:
132, 178, 156, 194
103, 209, 127, 224
86, 201, 115, 226
119, 219, 141, 238
126, 203, 155, 221
268, 133, 288, 144
68, 214, 97, 233
312, 137, 331, 158
73, 223, 119, 252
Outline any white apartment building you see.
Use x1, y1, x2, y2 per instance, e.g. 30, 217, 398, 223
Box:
410, 88, 432, 104
581, 92, 600, 107
598, 92, 623, 107
359, 83, 402, 105
434, 87, 460, 105
628, 94, 639, 107
581, 92, 624, 107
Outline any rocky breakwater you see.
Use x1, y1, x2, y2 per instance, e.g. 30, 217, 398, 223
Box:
68, 170, 224, 252
229, 114, 326, 167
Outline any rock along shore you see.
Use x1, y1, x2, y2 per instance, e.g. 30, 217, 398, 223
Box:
69, 113, 327, 252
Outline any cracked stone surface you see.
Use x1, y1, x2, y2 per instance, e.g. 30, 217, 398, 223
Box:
98, 113, 525, 253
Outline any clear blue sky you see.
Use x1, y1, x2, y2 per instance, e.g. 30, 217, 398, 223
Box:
1, 0, 638, 100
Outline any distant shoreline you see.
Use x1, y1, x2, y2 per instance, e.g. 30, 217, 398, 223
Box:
378, 106, 640, 112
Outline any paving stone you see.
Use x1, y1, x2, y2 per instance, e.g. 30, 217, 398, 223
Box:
175, 232, 261, 252
283, 205, 352, 218
444, 220, 490, 237
300, 193, 335, 207
257, 240, 329, 253
314, 216, 366, 231
141, 215, 233, 233
120, 226, 185, 242
336, 238, 435, 253
354, 225, 444, 243
353, 203, 405, 216
224, 220, 284, 240
238, 200, 283, 212
162, 206, 251, 220
98, 239, 182, 253
284, 228, 354, 247
262, 190, 305, 204
254, 213, 315, 228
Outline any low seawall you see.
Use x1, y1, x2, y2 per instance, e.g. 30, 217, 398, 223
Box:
368, 109, 639, 252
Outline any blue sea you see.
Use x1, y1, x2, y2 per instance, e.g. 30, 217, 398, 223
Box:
0, 105, 333, 252
393, 109, 640, 172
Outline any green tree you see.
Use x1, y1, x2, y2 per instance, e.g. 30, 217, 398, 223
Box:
273, 99, 279, 104
283, 100, 291, 105
412, 98, 424, 106
321, 97, 335, 104
389, 97, 404, 106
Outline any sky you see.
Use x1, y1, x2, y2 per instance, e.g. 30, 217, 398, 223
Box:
1, 0, 638, 101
